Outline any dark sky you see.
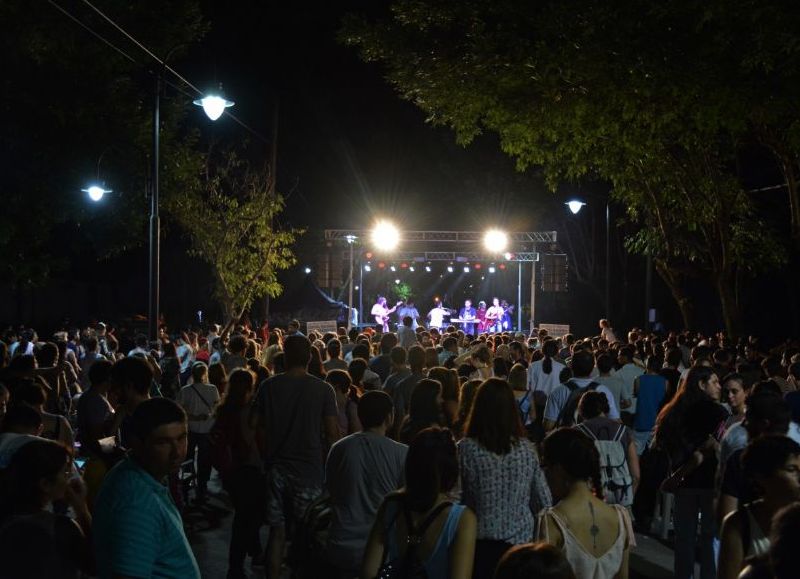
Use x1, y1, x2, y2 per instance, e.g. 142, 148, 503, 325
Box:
196, 1, 558, 234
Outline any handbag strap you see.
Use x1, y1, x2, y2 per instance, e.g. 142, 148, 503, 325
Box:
190, 384, 213, 410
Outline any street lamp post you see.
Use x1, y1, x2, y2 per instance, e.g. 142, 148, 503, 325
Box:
149, 73, 162, 343
566, 199, 611, 320
346, 235, 357, 331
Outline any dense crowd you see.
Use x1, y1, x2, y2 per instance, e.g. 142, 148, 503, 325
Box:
0, 318, 799, 579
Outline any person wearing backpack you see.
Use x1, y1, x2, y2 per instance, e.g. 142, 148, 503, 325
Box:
360, 427, 477, 579
575, 391, 640, 507
543, 350, 619, 432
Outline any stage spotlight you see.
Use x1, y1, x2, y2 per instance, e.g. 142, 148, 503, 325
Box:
378, 262, 386, 269
566, 200, 586, 214
400, 262, 408, 269
463, 266, 470, 273
364, 264, 372, 272
488, 266, 496, 273
499, 263, 506, 270
371, 220, 400, 251
474, 263, 482, 270
354, 285, 360, 291
409, 266, 415, 272
390, 265, 396, 272
483, 229, 509, 253
395, 279, 400, 284
503, 252, 514, 260
447, 265, 454, 273
425, 266, 432, 272
304, 267, 312, 274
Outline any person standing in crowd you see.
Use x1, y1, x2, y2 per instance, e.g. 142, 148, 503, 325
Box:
360, 427, 477, 579
537, 428, 634, 579
598, 319, 618, 344
399, 378, 446, 445
251, 335, 340, 579
718, 435, 800, 579
94, 398, 200, 578
76, 359, 115, 456
323, 338, 349, 372
458, 378, 552, 577
369, 333, 398, 383
15, 379, 74, 449
177, 361, 220, 503
722, 373, 749, 429
493, 543, 577, 579
210, 368, 264, 579
631, 355, 667, 454
392, 345, 427, 435
528, 340, 565, 421
79, 336, 103, 389
382, 346, 411, 397
175, 334, 195, 385
327, 369, 362, 437
654, 366, 727, 579
397, 316, 418, 349
159, 342, 181, 399
0, 438, 94, 578
325, 391, 407, 575
223, 335, 249, 374
397, 300, 421, 330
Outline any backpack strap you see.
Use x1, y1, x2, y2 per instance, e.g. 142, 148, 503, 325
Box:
576, 422, 598, 441
613, 424, 627, 442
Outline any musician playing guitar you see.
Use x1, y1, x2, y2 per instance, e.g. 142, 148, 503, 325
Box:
484, 297, 505, 333
371, 296, 401, 332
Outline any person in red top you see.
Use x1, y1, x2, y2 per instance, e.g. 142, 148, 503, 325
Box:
210, 368, 264, 579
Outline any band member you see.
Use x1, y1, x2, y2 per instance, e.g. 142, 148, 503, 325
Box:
427, 300, 449, 330
500, 300, 514, 331
484, 297, 505, 333
397, 300, 421, 329
476, 301, 487, 332
371, 296, 398, 332
458, 299, 478, 333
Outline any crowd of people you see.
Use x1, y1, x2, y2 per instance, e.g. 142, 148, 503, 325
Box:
0, 318, 799, 578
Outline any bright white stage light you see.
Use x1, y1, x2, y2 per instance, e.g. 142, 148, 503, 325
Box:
395, 279, 400, 284
364, 264, 372, 272
447, 265, 454, 273
390, 265, 396, 272
354, 285, 359, 291
566, 200, 586, 215
409, 266, 415, 272
425, 266, 431, 272
483, 229, 509, 253
371, 220, 400, 251
488, 266, 496, 273
463, 266, 470, 273
304, 267, 312, 274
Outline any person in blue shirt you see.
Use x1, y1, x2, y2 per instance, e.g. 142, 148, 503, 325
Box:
93, 397, 199, 579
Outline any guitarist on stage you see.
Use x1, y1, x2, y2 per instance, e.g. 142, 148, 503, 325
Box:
485, 297, 505, 333
371, 296, 400, 332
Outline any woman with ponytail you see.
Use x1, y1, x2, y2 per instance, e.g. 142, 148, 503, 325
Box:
527, 339, 565, 418
537, 428, 635, 579
361, 428, 477, 579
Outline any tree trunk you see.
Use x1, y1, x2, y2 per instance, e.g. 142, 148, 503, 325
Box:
716, 274, 742, 339
655, 260, 694, 330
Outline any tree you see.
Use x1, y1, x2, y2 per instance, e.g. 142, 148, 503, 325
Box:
341, 0, 789, 334
167, 150, 302, 322
0, 0, 207, 288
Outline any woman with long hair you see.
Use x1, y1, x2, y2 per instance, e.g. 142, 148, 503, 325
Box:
0, 439, 93, 578
527, 340, 565, 418
399, 379, 445, 444
210, 368, 264, 579
718, 435, 800, 579
326, 369, 361, 436
537, 428, 634, 579
653, 366, 727, 579
459, 378, 551, 578
307, 345, 327, 380
361, 428, 477, 579
428, 367, 460, 428
722, 373, 749, 430
208, 362, 229, 397
453, 379, 482, 439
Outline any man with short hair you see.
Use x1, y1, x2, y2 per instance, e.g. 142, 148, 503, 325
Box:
351, 343, 382, 389
369, 333, 398, 383
324, 338, 349, 372
397, 316, 417, 349
439, 335, 459, 366
382, 346, 411, 397
325, 391, 407, 575
253, 335, 340, 579
79, 336, 103, 389
109, 356, 153, 449
222, 334, 248, 374
127, 333, 150, 357
391, 345, 426, 435
286, 319, 304, 337
94, 398, 200, 578
177, 361, 220, 502
76, 358, 115, 455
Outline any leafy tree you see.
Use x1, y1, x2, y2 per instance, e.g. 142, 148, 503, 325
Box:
166, 150, 302, 322
341, 0, 790, 334
0, 0, 207, 288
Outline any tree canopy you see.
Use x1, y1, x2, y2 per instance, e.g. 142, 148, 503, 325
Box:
341, 0, 796, 334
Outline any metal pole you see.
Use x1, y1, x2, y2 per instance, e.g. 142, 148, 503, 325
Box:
347, 241, 354, 331
358, 261, 363, 330
517, 262, 522, 332
605, 201, 611, 321
148, 74, 161, 342
531, 260, 537, 334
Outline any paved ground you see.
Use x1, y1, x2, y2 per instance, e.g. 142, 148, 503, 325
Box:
185, 475, 679, 578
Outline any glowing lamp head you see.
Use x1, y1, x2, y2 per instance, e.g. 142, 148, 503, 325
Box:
488, 266, 496, 273
304, 267, 312, 274
371, 220, 400, 251
566, 200, 586, 215
82, 185, 111, 202
193, 94, 234, 121
483, 229, 509, 254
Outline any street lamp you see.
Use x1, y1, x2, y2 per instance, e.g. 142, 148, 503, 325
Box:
566, 198, 611, 321
193, 92, 234, 121
566, 200, 587, 215
371, 220, 400, 251
345, 234, 357, 331
483, 229, 509, 253
82, 184, 112, 202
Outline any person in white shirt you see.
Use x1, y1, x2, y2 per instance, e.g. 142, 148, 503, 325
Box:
397, 301, 420, 330
127, 333, 150, 357
485, 298, 505, 333
177, 362, 220, 502
427, 302, 448, 330
527, 340, 566, 414
175, 335, 195, 383
599, 318, 618, 343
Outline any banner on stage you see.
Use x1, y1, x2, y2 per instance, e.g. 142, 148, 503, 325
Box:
306, 320, 338, 334
539, 323, 570, 337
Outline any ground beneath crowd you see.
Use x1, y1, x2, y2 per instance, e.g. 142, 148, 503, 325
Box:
185, 474, 679, 579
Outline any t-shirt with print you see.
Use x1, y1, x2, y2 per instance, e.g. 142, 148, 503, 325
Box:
255, 372, 338, 485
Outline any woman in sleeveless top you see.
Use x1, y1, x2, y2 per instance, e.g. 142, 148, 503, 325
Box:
536, 428, 635, 579
718, 435, 800, 579
361, 428, 477, 579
